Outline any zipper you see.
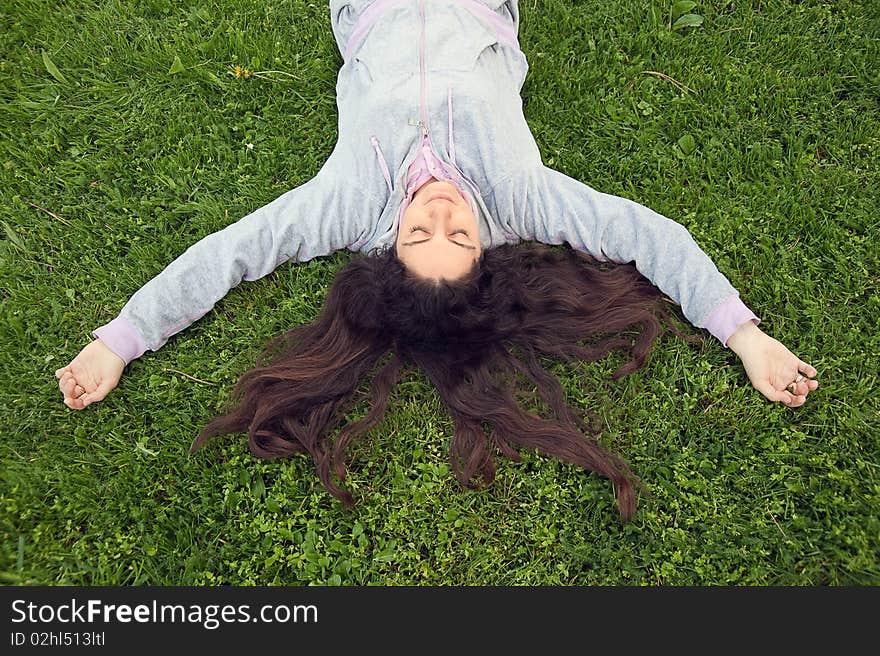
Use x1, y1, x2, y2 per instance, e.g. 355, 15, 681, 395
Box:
370, 135, 393, 193
418, 0, 428, 134
417, 2, 459, 164
447, 84, 456, 165
373, 1, 460, 196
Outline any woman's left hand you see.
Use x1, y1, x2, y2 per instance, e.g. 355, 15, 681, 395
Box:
726, 321, 819, 407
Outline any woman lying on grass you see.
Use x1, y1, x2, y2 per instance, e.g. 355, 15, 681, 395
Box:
54, 0, 818, 521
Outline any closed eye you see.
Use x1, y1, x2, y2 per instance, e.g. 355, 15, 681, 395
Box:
409, 226, 471, 239
402, 238, 477, 250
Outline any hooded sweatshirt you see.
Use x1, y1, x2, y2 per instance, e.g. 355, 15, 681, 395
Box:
93, 0, 758, 365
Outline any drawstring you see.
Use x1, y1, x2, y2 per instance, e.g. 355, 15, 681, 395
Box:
370, 135, 393, 194
447, 84, 456, 165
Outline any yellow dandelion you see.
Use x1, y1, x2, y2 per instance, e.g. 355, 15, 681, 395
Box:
243, 68, 251, 79
234, 64, 241, 78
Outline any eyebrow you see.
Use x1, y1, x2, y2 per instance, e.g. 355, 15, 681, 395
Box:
401, 237, 476, 250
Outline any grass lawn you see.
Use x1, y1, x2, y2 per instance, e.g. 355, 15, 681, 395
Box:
1, 0, 877, 585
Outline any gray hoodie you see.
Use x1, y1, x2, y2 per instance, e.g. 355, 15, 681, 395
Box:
94, 0, 758, 365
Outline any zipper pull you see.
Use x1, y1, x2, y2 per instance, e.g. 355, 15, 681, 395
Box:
408, 118, 428, 136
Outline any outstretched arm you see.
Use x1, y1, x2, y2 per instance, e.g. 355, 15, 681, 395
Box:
491, 164, 819, 405
56, 164, 377, 409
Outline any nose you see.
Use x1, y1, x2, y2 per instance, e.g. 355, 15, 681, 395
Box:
427, 199, 453, 222
428, 199, 454, 228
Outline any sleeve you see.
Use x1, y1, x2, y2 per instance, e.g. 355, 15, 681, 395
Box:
490, 164, 759, 345
92, 164, 376, 365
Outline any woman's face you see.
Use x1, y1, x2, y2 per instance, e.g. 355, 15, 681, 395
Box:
395, 178, 481, 281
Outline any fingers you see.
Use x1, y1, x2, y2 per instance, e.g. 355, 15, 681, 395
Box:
794, 378, 819, 395
755, 379, 812, 407
64, 396, 87, 410
755, 380, 795, 406
59, 371, 77, 398
79, 382, 112, 408
56, 366, 81, 409
62, 379, 88, 409
755, 379, 816, 408
80, 379, 116, 408
57, 370, 95, 410
789, 378, 810, 397
785, 363, 820, 400
786, 393, 808, 408
60, 374, 86, 399
798, 360, 818, 379
61, 388, 93, 410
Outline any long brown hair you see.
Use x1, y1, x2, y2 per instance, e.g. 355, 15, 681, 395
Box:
191, 243, 685, 522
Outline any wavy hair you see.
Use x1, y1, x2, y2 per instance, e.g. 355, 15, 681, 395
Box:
191, 243, 687, 522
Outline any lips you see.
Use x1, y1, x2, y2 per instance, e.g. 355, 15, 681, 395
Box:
427, 192, 457, 203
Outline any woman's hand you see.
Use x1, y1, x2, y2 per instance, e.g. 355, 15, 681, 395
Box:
54, 340, 125, 409
726, 321, 819, 407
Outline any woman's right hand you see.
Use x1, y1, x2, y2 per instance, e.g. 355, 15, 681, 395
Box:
727, 321, 819, 407
55, 340, 125, 409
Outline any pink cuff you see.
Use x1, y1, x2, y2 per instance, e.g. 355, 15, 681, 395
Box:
702, 294, 760, 347
92, 317, 148, 366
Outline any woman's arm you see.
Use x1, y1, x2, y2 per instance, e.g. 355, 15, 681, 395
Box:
94, 171, 372, 362
491, 164, 818, 404
56, 165, 377, 409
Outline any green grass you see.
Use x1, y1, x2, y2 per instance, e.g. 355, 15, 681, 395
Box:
1, 0, 877, 585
